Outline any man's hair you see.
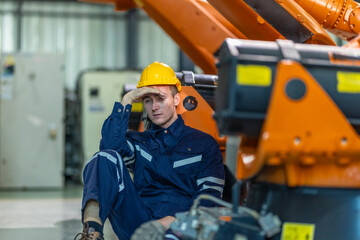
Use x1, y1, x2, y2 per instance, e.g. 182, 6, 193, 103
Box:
170, 85, 178, 97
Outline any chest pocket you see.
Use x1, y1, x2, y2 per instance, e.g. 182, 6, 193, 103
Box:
130, 133, 158, 172
173, 143, 203, 177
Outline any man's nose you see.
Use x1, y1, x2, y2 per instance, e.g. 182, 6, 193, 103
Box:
152, 101, 160, 110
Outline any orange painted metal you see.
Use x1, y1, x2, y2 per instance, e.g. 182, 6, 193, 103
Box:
208, 0, 284, 41
238, 60, 360, 187
278, 0, 336, 44
134, 0, 247, 74
81, 0, 247, 74
218, 216, 232, 222
196, 0, 246, 42
114, 0, 137, 10
79, 0, 114, 3
177, 86, 227, 154
295, 0, 360, 40
79, 0, 360, 188
81, 0, 359, 44
208, 0, 335, 45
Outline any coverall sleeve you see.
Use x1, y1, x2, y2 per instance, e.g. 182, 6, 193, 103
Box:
193, 137, 225, 207
99, 102, 136, 168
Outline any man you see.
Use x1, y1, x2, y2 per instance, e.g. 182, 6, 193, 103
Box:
75, 62, 225, 240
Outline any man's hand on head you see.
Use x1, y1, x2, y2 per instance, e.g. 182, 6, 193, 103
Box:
121, 87, 162, 106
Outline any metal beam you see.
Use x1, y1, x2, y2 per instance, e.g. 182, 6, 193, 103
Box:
16, 0, 23, 51
179, 50, 194, 72
126, 9, 138, 69
0, 10, 126, 19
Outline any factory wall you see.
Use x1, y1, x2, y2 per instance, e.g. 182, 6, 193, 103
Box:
0, 1, 180, 90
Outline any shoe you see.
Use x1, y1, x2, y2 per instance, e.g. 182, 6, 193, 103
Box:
74, 222, 104, 240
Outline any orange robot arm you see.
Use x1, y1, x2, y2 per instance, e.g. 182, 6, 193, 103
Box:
80, 0, 247, 74
295, 0, 360, 40
79, 0, 360, 71
208, 0, 336, 45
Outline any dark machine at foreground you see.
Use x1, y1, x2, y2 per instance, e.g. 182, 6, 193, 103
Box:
132, 39, 360, 240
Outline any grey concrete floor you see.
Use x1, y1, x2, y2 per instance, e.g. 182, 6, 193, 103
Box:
0, 186, 118, 240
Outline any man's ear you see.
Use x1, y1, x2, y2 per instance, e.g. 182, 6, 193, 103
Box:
174, 93, 180, 107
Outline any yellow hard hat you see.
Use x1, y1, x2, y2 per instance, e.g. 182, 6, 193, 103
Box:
137, 61, 181, 92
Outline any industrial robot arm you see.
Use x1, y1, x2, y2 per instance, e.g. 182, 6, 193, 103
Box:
79, 0, 360, 71
80, 0, 247, 74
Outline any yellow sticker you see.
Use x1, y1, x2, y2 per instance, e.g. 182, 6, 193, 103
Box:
237, 65, 272, 87
337, 71, 360, 93
132, 102, 143, 112
281, 222, 315, 240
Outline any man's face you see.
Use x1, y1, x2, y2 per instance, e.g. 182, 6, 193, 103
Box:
143, 85, 180, 129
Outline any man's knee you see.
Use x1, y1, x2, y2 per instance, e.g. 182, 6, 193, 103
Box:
83, 150, 126, 189
89, 150, 121, 166
83, 150, 123, 179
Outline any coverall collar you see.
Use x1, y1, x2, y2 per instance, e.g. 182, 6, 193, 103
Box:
149, 114, 184, 139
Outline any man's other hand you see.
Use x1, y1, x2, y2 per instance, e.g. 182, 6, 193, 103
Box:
156, 216, 176, 230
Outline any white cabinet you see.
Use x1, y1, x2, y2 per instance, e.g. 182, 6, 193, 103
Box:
78, 70, 141, 163
0, 54, 64, 188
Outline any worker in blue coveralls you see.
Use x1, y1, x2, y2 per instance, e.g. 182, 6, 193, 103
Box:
75, 62, 225, 240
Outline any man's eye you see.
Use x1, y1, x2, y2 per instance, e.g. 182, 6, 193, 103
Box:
144, 99, 150, 104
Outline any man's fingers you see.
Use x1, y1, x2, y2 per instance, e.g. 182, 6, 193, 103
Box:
137, 87, 161, 98
144, 87, 167, 99
122, 87, 163, 105
129, 88, 155, 102
140, 87, 161, 95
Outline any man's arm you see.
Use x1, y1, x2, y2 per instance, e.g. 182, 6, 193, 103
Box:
99, 87, 162, 165
193, 138, 225, 206
99, 103, 136, 166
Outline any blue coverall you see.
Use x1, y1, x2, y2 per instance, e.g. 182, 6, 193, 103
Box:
82, 102, 225, 240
